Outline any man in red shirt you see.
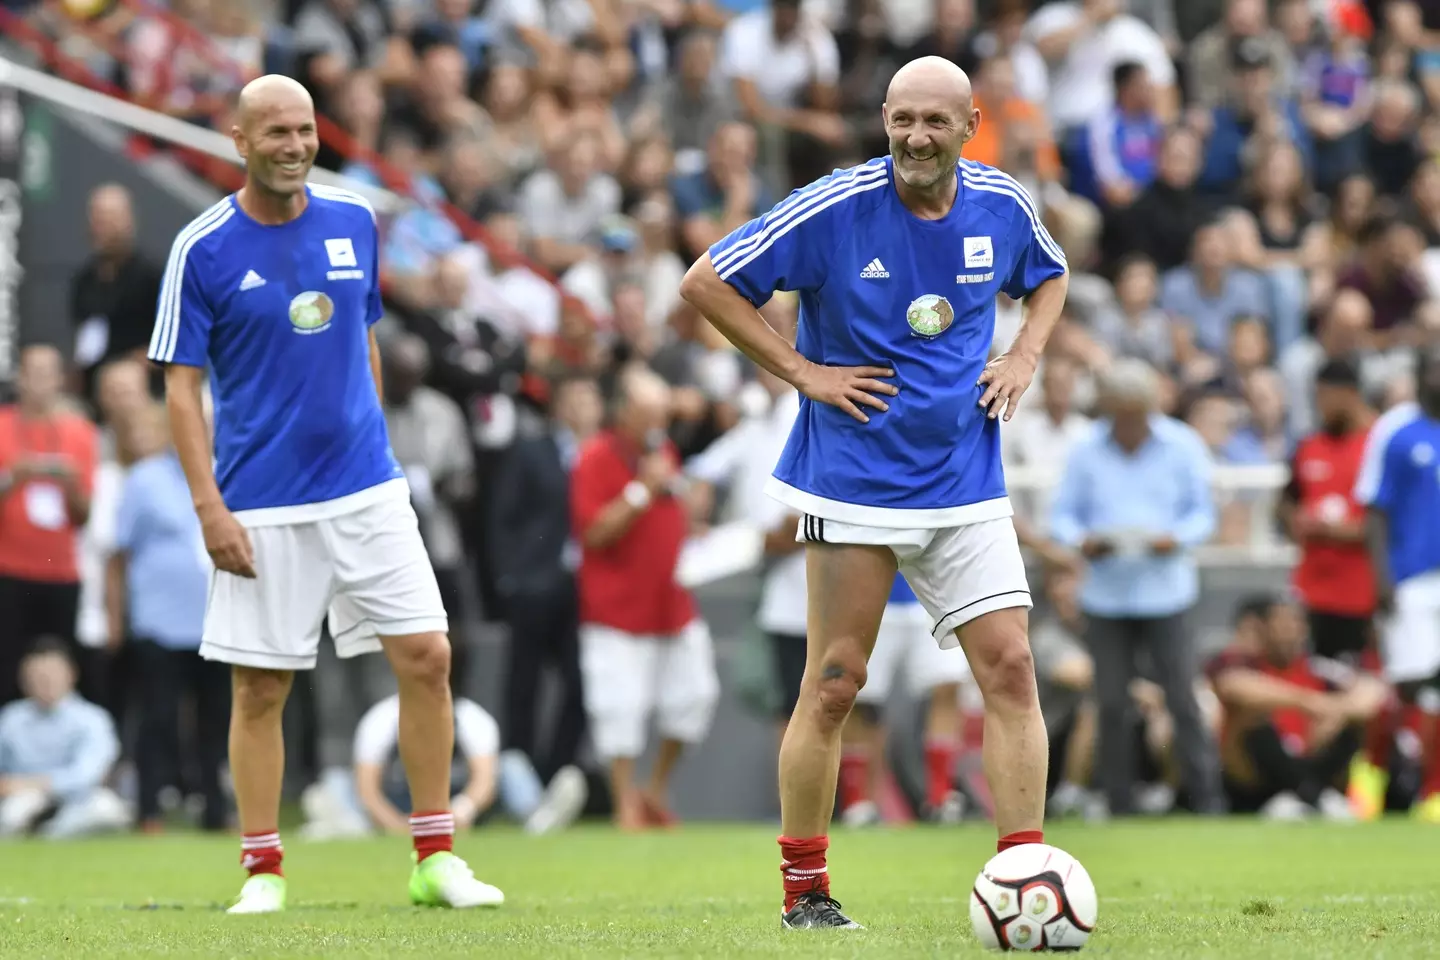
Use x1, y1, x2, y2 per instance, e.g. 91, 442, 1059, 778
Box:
570, 365, 718, 830
0, 346, 99, 707
1278, 358, 1375, 663
1207, 594, 1388, 820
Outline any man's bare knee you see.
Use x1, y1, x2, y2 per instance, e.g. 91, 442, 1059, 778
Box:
386, 632, 452, 691
812, 643, 868, 731
960, 613, 1038, 713
232, 667, 292, 721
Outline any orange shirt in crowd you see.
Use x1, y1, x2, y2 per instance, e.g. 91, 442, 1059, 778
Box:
966, 94, 1061, 182
0, 406, 99, 584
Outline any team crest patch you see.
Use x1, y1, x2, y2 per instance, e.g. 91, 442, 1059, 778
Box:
289, 291, 335, 335
906, 294, 954, 338
1413, 442, 1435, 467
964, 236, 993, 268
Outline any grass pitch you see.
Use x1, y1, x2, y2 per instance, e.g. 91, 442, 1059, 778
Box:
0, 819, 1435, 958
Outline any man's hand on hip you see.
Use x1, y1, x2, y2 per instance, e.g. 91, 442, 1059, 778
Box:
977, 351, 1039, 422
198, 501, 257, 579
794, 362, 897, 424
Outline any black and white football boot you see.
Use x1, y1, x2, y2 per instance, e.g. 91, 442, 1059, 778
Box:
781, 893, 865, 930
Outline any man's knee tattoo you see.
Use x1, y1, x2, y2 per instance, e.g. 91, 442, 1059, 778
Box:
821, 663, 847, 682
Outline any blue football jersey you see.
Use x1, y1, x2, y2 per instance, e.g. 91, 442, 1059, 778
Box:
709, 157, 1067, 529
889, 573, 918, 605
148, 185, 402, 517
1354, 402, 1440, 584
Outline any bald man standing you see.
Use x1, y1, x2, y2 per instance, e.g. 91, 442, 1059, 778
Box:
148, 75, 502, 914
681, 57, 1069, 928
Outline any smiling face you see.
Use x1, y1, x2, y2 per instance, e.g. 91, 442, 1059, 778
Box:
233, 76, 319, 201
883, 57, 978, 194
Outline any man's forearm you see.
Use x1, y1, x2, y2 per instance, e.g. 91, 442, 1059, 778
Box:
164, 366, 223, 512
583, 494, 649, 549
679, 256, 808, 385
1009, 272, 1069, 361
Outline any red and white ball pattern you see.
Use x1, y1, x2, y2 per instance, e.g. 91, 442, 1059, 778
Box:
970, 844, 1098, 951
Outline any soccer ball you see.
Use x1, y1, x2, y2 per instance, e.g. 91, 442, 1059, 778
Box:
970, 843, 1097, 951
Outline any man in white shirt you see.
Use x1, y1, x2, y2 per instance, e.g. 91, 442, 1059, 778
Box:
301, 694, 588, 838
1025, 0, 1177, 135
1002, 358, 1095, 525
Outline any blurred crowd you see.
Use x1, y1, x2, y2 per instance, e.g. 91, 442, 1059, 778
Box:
2, 0, 1440, 836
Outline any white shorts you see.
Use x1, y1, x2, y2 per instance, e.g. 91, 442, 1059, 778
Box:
857, 602, 972, 705
798, 515, 1031, 649
201, 484, 448, 671
578, 620, 720, 761
1380, 570, 1440, 683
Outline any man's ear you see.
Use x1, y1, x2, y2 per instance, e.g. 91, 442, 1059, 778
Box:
231, 125, 248, 162
963, 107, 982, 145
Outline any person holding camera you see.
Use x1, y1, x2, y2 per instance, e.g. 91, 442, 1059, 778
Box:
569, 365, 718, 830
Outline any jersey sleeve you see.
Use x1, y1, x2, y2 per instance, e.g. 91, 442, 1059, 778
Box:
1001, 181, 1068, 300
1354, 412, 1411, 509
149, 233, 215, 367
708, 169, 872, 305
570, 441, 626, 539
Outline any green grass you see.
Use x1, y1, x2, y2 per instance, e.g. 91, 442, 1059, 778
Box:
0, 819, 1436, 958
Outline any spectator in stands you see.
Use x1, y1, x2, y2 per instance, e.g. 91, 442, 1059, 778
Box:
631, 194, 688, 331
965, 52, 1062, 197
1082, 61, 1163, 210
0, 345, 98, 707
1002, 357, 1094, 524
672, 121, 770, 263
440, 135, 505, 222
1187, 0, 1295, 111
633, 28, 731, 170
1030, 566, 1097, 818
1026, 0, 1178, 141
380, 334, 475, 678
1088, 254, 1173, 370
108, 401, 228, 833
1278, 358, 1376, 664
719, 0, 847, 186
570, 366, 719, 829
1207, 594, 1388, 820
831, 0, 904, 160
1334, 215, 1428, 345
537, 39, 628, 173
563, 216, 644, 324
0, 639, 129, 838
617, 135, 675, 211
489, 374, 600, 783
518, 131, 622, 274
1364, 79, 1424, 198
476, 61, 547, 186
1299, 8, 1371, 192
69, 185, 162, 407
1161, 218, 1273, 359
1049, 358, 1226, 816
410, 0, 492, 73
292, 0, 413, 111
1280, 288, 1388, 438
1198, 38, 1311, 199
1108, 126, 1213, 270
389, 40, 486, 158
1232, 367, 1291, 462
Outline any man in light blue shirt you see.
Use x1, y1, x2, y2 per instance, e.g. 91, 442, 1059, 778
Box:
1159, 220, 1272, 357
1049, 358, 1225, 817
0, 639, 130, 838
111, 405, 230, 832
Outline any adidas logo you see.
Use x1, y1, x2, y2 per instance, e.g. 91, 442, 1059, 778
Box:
239, 269, 266, 291
859, 258, 889, 279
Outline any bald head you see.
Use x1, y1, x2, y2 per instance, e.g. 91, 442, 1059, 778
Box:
237, 74, 313, 129
884, 57, 979, 196
617, 364, 672, 442
886, 56, 973, 109
232, 75, 319, 208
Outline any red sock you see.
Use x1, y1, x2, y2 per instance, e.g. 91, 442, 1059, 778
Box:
997, 829, 1044, 853
924, 739, 957, 808
779, 835, 829, 911
837, 751, 870, 812
240, 831, 283, 877
1421, 712, 1440, 800
410, 810, 454, 862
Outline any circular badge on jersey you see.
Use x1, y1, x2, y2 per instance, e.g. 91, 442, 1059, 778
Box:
906, 294, 954, 338
289, 291, 334, 335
